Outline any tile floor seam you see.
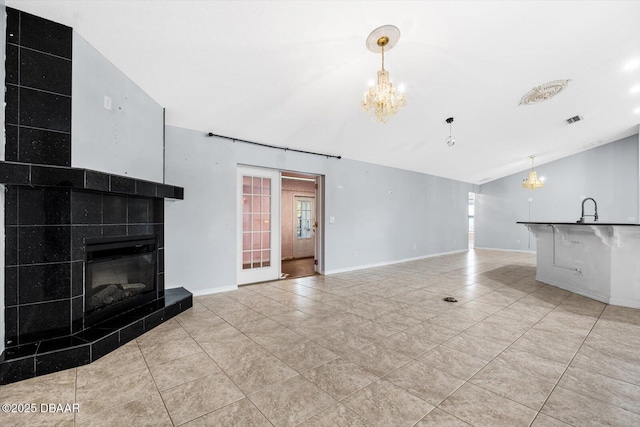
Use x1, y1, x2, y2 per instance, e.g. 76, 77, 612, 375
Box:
534, 301, 608, 425
134, 338, 176, 426
246, 374, 336, 426
416, 282, 575, 424
382, 359, 466, 410
73, 365, 78, 426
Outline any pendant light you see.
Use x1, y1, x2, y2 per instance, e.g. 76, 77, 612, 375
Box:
445, 117, 455, 147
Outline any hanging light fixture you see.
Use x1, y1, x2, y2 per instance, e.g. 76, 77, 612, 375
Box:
522, 155, 545, 190
445, 117, 455, 147
361, 25, 406, 123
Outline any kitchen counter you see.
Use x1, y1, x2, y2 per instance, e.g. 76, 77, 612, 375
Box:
519, 222, 640, 308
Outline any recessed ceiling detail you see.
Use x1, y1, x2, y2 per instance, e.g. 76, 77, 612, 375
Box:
519, 80, 571, 105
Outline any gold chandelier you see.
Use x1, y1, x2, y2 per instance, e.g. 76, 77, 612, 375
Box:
522, 155, 545, 190
362, 25, 406, 123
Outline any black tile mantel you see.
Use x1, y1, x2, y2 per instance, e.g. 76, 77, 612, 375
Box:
0, 161, 184, 199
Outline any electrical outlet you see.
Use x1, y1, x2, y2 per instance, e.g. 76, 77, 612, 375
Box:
516, 239, 520, 244
354, 250, 359, 257
104, 95, 112, 111
413, 243, 416, 250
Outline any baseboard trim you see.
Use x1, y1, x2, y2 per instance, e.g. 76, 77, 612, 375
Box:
324, 249, 468, 275
474, 246, 536, 254
189, 284, 238, 297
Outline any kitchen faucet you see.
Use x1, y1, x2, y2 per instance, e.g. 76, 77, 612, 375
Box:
577, 197, 598, 223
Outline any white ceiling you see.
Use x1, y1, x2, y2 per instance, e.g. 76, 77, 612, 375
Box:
9, 0, 640, 184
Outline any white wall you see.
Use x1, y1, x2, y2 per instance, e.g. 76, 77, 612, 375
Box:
71, 32, 164, 182
475, 135, 639, 251
164, 126, 475, 295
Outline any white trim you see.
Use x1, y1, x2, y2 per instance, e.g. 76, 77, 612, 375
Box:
474, 246, 536, 254
189, 285, 238, 297
324, 249, 468, 275
537, 275, 640, 309
609, 297, 640, 310
536, 276, 609, 304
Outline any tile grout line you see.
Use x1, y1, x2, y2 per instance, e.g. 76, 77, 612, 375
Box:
174, 307, 280, 426
530, 302, 617, 426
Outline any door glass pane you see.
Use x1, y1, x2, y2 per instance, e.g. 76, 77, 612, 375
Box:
242, 251, 251, 269
252, 215, 262, 233
241, 174, 273, 271
252, 196, 261, 213
252, 232, 261, 250
261, 231, 270, 250
297, 200, 312, 239
242, 214, 250, 232
252, 177, 262, 195
243, 176, 252, 194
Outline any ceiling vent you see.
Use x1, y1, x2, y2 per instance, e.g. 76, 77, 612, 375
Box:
566, 115, 583, 124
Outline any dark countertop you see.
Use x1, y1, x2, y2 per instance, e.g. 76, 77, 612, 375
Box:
517, 222, 640, 226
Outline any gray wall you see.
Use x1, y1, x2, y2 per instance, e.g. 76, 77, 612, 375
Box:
71, 32, 164, 182
475, 135, 639, 251
1, 0, 6, 355
164, 126, 475, 295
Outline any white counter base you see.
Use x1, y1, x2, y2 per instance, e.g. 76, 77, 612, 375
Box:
523, 223, 640, 309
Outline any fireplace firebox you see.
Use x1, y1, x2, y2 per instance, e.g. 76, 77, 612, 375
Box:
85, 235, 158, 328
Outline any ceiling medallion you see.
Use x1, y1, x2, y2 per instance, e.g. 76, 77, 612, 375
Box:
519, 80, 570, 106
361, 25, 406, 123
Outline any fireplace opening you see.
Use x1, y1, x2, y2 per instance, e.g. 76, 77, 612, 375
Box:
85, 235, 158, 328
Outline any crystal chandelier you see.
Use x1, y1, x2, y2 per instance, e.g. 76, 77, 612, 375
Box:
522, 155, 545, 190
362, 25, 406, 123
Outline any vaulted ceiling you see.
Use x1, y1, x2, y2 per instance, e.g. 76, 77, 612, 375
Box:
9, 0, 640, 184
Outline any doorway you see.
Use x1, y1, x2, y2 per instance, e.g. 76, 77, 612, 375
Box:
281, 172, 318, 279
468, 192, 475, 249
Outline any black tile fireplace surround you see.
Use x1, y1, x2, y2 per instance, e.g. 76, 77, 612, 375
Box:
0, 163, 190, 385
1, 7, 191, 384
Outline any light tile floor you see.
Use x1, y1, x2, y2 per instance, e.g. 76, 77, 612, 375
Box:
2, 250, 640, 426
